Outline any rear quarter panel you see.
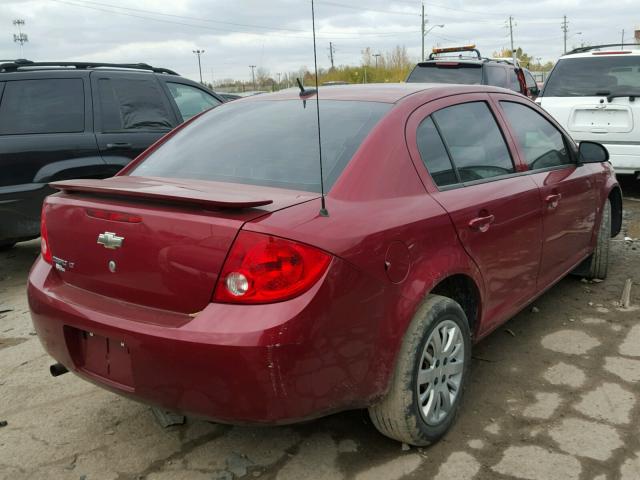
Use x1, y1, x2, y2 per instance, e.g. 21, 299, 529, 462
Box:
245, 99, 485, 401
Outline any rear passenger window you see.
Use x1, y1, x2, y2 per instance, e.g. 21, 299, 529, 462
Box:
416, 117, 458, 187
432, 102, 514, 182
485, 66, 507, 88
97, 77, 173, 132
500, 101, 573, 170
0, 79, 84, 134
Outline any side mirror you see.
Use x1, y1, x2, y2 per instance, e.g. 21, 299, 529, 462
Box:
529, 85, 540, 97
579, 141, 609, 163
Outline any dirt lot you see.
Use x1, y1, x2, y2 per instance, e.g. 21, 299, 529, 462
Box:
1, 183, 639, 480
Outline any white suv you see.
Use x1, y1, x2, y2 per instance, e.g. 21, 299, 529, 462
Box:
538, 44, 640, 178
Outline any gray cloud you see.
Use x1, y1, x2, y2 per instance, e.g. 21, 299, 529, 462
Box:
0, 0, 637, 83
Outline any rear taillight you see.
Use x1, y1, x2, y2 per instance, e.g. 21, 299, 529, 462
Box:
213, 231, 331, 304
40, 204, 53, 264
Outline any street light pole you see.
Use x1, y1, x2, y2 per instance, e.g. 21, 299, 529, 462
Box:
561, 16, 568, 54
421, 3, 425, 62
373, 53, 381, 69
423, 24, 445, 61
13, 19, 28, 58
249, 65, 257, 91
192, 49, 204, 84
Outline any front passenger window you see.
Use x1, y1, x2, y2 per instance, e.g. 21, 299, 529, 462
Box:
500, 101, 573, 170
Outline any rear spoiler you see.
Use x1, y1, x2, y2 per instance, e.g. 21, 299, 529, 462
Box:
50, 177, 274, 209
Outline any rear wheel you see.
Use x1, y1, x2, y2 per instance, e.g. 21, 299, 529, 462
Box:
368, 294, 471, 446
586, 199, 611, 280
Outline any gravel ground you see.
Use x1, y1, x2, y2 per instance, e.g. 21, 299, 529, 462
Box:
1, 183, 639, 480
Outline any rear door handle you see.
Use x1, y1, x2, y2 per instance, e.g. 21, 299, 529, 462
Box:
545, 193, 562, 209
105, 142, 132, 150
468, 214, 495, 233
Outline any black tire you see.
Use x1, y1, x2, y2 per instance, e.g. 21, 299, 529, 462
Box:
368, 294, 471, 446
586, 199, 611, 280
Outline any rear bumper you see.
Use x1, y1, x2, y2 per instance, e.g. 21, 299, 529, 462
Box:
27, 256, 387, 424
0, 183, 52, 244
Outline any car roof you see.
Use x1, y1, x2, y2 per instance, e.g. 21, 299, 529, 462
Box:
237, 83, 520, 104
0, 60, 179, 75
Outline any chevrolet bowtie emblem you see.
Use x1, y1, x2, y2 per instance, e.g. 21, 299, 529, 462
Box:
97, 232, 124, 249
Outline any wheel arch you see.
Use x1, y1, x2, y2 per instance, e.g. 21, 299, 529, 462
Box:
430, 273, 482, 336
33, 156, 120, 183
608, 186, 623, 238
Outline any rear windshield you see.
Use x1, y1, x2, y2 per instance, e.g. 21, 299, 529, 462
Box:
131, 99, 390, 192
407, 63, 483, 84
543, 55, 640, 97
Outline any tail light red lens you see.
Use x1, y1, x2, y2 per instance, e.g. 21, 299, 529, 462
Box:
213, 231, 332, 304
40, 204, 53, 264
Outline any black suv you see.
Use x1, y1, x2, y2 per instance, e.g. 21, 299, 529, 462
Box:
406, 45, 537, 98
0, 60, 224, 248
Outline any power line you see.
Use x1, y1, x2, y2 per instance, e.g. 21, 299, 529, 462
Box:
50, 0, 422, 39
316, 0, 418, 17
63, 0, 307, 32
392, 0, 510, 18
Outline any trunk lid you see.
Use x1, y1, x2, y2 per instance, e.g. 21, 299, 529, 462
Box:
45, 176, 317, 314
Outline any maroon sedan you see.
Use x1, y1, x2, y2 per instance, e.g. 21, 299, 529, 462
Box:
29, 84, 622, 446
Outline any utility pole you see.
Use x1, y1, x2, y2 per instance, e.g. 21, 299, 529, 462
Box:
249, 65, 256, 90
621, 29, 625, 48
328, 42, 335, 69
421, 3, 425, 62
192, 49, 204, 84
561, 15, 569, 54
276, 72, 282, 90
373, 53, 381, 69
508, 16, 515, 60
13, 19, 28, 58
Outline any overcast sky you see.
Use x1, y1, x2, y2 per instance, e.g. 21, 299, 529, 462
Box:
1, 0, 638, 84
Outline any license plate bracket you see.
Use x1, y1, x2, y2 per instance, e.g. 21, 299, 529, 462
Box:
66, 327, 134, 389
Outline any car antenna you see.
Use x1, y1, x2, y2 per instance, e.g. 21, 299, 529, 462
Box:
296, 77, 316, 97
310, 0, 328, 217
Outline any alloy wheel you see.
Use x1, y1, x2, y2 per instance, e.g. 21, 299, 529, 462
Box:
416, 319, 465, 426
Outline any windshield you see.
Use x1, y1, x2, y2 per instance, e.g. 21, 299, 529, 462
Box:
543, 55, 640, 97
132, 99, 391, 192
407, 63, 483, 84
